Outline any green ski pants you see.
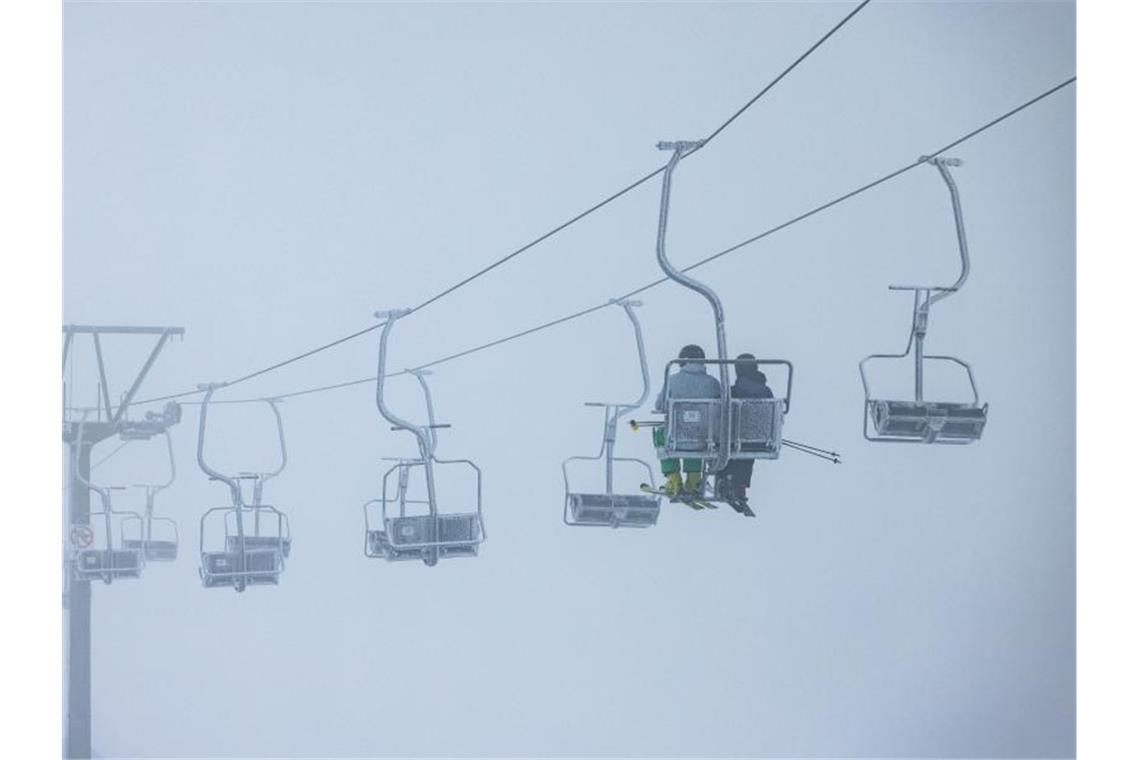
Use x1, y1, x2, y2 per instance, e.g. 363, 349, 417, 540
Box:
654, 426, 703, 475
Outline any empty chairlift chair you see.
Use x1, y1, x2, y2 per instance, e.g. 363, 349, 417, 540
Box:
562, 299, 661, 528
364, 309, 485, 567
859, 157, 988, 444
69, 418, 145, 584
645, 140, 794, 506
120, 428, 179, 561
196, 386, 290, 591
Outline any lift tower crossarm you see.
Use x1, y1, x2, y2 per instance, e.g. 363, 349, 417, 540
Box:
62, 325, 185, 432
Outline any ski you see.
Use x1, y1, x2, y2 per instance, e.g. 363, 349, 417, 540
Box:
725, 498, 756, 518
639, 483, 717, 511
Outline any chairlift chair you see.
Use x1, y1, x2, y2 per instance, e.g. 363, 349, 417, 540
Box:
364, 310, 485, 566
196, 387, 289, 591
120, 427, 180, 561
655, 357, 793, 462
561, 299, 660, 528
640, 140, 794, 505
859, 157, 988, 444
70, 418, 145, 584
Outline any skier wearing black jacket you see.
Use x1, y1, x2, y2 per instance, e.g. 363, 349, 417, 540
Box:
718, 353, 772, 516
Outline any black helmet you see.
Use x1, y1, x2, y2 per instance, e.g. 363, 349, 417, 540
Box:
735, 353, 763, 380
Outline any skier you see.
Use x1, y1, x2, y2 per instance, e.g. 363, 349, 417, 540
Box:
653, 344, 722, 496
717, 353, 773, 516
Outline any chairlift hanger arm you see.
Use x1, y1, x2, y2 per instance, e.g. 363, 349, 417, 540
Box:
195, 384, 243, 503
70, 417, 95, 491
257, 398, 288, 483
373, 311, 421, 434
920, 156, 970, 307
409, 368, 440, 455
71, 417, 114, 513
579, 299, 648, 410
159, 427, 176, 489
654, 142, 728, 336
614, 299, 652, 416
373, 310, 435, 458
132, 427, 176, 493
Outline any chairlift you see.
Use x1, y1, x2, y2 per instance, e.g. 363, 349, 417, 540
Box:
364, 309, 485, 566
639, 140, 794, 506
70, 417, 144, 584
196, 386, 289, 591
120, 427, 179, 561
561, 299, 660, 528
859, 157, 988, 444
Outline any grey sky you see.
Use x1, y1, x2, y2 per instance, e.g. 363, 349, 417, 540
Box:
64, 1, 1075, 757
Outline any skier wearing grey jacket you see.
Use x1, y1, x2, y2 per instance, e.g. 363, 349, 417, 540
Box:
653, 344, 722, 495
653, 361, 722, 411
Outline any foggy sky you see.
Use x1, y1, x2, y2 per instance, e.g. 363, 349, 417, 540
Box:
63, 1, 1075, 757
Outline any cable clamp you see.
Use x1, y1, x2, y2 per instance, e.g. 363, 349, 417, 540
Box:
920, 155, 964, 167
656, 139, 705, 154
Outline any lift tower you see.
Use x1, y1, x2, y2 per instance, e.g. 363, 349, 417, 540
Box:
61, 325, 184, 759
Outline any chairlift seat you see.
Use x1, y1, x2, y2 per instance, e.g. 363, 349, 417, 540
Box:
118, 428, 156, 441
869, 399, 988, 443
567, 493, 659, 528
121, 538, 178, 562
368, 513, 481, 563
200, 548, 282, 588
74, 549, 142, 581
658, 398, 784, 460
226, 535, 292, 558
